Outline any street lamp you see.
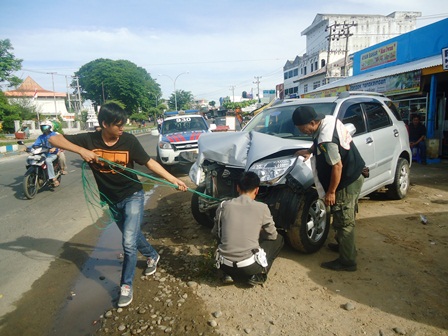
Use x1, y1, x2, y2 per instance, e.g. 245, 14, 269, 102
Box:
159, 72, 189, 111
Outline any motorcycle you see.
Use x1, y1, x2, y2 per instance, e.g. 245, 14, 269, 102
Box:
17, 141, 62, 199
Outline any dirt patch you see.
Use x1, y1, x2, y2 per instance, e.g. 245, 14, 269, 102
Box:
93, 162, 448, 336
3, 162, 447, 336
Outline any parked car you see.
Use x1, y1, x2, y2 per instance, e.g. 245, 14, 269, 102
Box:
157, 114, 210, 167
210, 116, 243, 132
189, 91, 412, 253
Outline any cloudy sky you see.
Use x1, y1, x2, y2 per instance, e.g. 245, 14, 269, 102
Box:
1, 0, 447, 104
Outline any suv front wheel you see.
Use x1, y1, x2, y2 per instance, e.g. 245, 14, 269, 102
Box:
287, 189, 330, 253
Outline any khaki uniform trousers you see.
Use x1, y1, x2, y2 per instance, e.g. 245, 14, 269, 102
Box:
332, 175, 364, 265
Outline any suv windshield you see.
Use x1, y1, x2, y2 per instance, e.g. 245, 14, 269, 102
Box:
162, 116, 208, 134
243, 102, 336, 140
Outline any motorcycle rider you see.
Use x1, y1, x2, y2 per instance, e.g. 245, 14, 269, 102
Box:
32, 121, 60, 187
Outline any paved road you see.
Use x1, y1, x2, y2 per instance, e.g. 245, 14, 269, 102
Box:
0, 132, 160, 323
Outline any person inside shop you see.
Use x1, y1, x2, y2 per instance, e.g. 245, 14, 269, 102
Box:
408, 114, 427, 165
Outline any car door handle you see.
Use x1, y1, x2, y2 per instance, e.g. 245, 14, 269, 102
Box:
366, 137, 373, 144
393, 129, 399, 137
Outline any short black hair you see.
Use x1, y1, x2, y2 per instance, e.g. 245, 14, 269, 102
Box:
237, 172, 260, 192
98, 103, 127, 127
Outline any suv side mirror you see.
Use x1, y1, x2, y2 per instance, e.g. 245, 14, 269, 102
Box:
345, 123, 357, 136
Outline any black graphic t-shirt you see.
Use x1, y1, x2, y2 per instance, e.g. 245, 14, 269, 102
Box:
65, 132, 151, 204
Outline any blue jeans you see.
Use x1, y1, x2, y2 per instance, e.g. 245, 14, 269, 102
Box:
45, 154, 58, 179
110, 190, 158, 287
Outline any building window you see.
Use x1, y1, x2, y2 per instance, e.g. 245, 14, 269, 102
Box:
293, 86, 298, 93
313, 81, 320, 90
293, 68, 298, 76
315, 61, 318, 70
311, 63, 314, 72
304, 84, 308, 93
303, 67, 307, 75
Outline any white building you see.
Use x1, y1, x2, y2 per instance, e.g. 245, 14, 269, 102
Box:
5, 76, 75, 121
284, 11, 421, 98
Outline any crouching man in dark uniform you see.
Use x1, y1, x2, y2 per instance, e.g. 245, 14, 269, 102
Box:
293, 106, 365, 271
212, 172, 284, 286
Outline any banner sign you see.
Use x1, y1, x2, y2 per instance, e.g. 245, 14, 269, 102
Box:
361, 42, 397, 71
349, 70, 421, 96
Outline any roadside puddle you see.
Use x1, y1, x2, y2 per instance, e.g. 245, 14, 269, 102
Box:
50, 187, 157, 335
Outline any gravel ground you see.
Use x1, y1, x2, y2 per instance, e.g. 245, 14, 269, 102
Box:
95, 161, 448, 336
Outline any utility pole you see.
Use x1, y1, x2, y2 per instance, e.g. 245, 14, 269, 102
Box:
325, 21, 357, 81
253, 76, 262, 103
338, 21, 357, 77
65, 75, 72, 113
325, 22, 341, 84
229, 85, 236, 102
102, 81, 106, 104
48, 72, 57, 120
76, 77, 82, 113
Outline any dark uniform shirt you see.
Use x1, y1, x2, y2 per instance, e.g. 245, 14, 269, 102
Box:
408, 122, 426, 142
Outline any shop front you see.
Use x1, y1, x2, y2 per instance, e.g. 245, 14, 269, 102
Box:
304, 18, 448, 159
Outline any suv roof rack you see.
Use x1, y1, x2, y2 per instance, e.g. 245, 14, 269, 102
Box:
338, 91, 386, 99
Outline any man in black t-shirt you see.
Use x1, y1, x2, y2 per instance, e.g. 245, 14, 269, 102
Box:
50, 103, 187, 307
408, 114, 427, 165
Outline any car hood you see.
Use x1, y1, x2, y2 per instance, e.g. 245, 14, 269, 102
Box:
161, 130, 207, 143
195, 131, 312, 169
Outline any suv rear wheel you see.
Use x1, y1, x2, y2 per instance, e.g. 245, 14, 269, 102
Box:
386, 158, 410, 200
287, 189, 330, 253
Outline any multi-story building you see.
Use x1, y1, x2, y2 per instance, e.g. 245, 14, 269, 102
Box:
283, 11, 421, 98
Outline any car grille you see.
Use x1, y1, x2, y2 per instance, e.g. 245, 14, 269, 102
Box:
172, 141, 198, 151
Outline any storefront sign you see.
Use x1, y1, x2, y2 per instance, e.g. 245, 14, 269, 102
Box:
301, 86, 347, 98
443, 47, 448, 70
349, 70, 421, 96
361, 42, 397, 71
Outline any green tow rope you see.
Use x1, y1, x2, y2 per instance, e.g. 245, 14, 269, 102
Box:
81, 158, 221, 229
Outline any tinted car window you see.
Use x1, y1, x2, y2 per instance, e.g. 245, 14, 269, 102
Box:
364, 102, 392, 131
340, 103, 366, 135
244, 103, 336, 139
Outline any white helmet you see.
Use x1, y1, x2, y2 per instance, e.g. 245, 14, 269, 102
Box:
40, 120, 52, 133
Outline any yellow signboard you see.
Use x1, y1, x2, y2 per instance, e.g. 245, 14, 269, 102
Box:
361, 42, 397, 71
301, 86, 348, 98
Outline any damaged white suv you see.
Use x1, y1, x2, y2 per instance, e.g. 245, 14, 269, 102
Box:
189, 92, 412, 253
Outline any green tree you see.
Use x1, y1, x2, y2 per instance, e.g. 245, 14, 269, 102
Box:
209, 100, 216, 107
74, 59, 161, 115
0, 39, 23, 88
0, 92, 37, 133
168, 90, 194, 111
